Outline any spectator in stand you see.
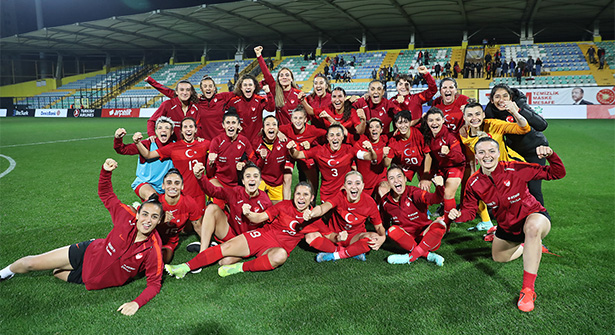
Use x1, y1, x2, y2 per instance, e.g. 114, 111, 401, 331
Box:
424, 51, 430, 65
227, 80, 234, 92
597, 48, 606, 69
526, 56, 535, 77
417, 51, 423, 64
444, 61, 452, 77
434, 63, 442, 78
486, 62, 492, 80
453, 61, 460, 78
495, 59, 502, 77
393, 64, 399, 79
535, 58, 542, 76
515, 66, 523, 84
485, 52, 492, 65
509, 59, 516, 77
372, 68, 378, 80
586, 46, 597, 64
339, 56, 345, 67
476, 62, 482, 78
324, 64, 330, 77
501, 60, 509, 78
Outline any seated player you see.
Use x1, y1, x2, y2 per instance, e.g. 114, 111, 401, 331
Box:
382, 165, 446, 266
114, 116, 174, 200
164, 182, 322, 278
157, 169, 202, 263
190, 162, 272, 255
0, 159, 164, 316
255, 115, 289, 204
287, 124, 377, 203
449, 138, 565, 312
303, 171, 386, 262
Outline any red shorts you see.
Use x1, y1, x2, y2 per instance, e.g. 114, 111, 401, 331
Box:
440, 166, 464, 180
192, 194, 207, 214
244, 229, 293, 257
134, 183, 157, 201
310, 221, 364, 247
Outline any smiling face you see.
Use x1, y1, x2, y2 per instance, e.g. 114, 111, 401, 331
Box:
278, 69, 293, 88
155, 121, 173, 144
291, 110, 307, 131
327, 126, 344, 151
475, 140, 500, 172
463, 106, 485, 129
242, 167, 262, 196
223, 115, 240, 138
136, 203, 162, 236
426, 112, 444, 135
386, 167, 407, 196
241, 78, 255, 99
331, 89, 345, 112
396, 79, 410, 95
176, 82, 193, 102
343, 173, 364, 203
367, 120, 383, 142
293, 185, 314, 212
263, 117, 278, 142
491, 88, 511, 111
200, 79, 216, 99
313, 76, 327, 97
395, 117, 411, 138
368, 81, 384, 104
181, 119, 197, 142
162, 173, 183, 198
439, 80, 458, 105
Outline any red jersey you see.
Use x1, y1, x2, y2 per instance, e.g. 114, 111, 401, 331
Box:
198, 175, 272, 234
227, 93, 275, 144
306, 92, 332, 129
327, 190, 383, 236
303, 143, 362, 201
254, 138, 289, 186
147, 97, 200, 140
391, 72, 437, 121
157, 194, 201, 248
83, 168, 163, 308
381, 186, 443, 236
196, 92, 235, 141
387, 128, 429, 179
207, 134, 255, 186
114, 137, 168, 164
353, 97, 401, 133
279, 124, 326, 146
314, 105, 361, 131
432, 94, 469, 135
258, 55, 302, 125
156, 139, 210, 200
262, 200, 323, 253
428, 127, 465, 171
456, 154, 566, 235
354, 134, 388, 195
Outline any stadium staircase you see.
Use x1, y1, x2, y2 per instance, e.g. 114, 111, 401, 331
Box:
380, 51, 400, 69
449, 48, 466, 70
578, 42, 615, 86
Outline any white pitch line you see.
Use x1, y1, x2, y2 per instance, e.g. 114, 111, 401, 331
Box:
0, 154, 16, 178
0, 135, 114, 148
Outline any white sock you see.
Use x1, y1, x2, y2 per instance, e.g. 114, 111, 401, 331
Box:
332, 252, 341, 260
1, 265, 15, 279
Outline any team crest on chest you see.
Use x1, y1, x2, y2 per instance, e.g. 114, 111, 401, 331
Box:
504, 180, 511, 187
135, 253, 143, 260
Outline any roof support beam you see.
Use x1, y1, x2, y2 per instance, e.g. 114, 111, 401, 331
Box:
389, 0, 423, 44
114, 16, 211, 44
156, 9, 248, 42
48, 26, 148, 50
317, 0, 377, 43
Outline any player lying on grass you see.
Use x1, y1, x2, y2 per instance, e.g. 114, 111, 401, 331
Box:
188, 161, 272, 257
114, 116, 175, 201
0, 159, 164, 316
381, 164, 446, 267
448, 138, 566, 312
165, 182, 323, 278
303, 171, 386, 262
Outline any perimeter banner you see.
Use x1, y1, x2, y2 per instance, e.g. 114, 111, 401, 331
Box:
479, 86, 615, 105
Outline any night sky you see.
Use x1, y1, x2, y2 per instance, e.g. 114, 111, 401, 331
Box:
1, 0, 236, 38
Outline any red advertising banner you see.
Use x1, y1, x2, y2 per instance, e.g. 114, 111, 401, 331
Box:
101, 108, 140, 118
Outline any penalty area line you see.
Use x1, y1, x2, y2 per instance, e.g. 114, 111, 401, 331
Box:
0, 135, 114, 148
0, 154, 16, 178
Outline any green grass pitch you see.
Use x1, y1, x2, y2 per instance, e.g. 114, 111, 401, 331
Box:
0, 118, 613, 334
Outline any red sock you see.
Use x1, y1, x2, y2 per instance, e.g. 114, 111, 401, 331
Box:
388, 226, 417, 252
410, 222, 446, 259
242, 255, 275, 272
443, 198, 456, 224
186, 244, 223, 270
342, 238, 370, 259
309, 236, 337, 253
522, 270, 537, 291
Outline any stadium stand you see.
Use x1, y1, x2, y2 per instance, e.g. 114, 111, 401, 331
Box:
329, 52, 387, 80
595, 41, 614, 69
271, 56, 324, 82
394, 48, 453, 73
491, 74, 597, 88
500, 43, 589, 72
134, 63, 199, 88
103, 89, 162, 109
187, 60, 252, 88
58, 66, 142, 90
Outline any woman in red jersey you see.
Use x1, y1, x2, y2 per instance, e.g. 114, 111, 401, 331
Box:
354, 118, 389, 198
390, 66, 437, 126
0, 159, 164, 316
303, 73, 332, 129
164, 182, 322, 278
449, 137, 565, 313
420, 107, 466, 227
147, 80, 199, 140
382, 165, 446, 267
312, 87, 366, 138
255, 115, 289, 204
431, 77, 468, 136
352, 80, 401, 134
227, 74, 275, 144
303, 171, 387, 262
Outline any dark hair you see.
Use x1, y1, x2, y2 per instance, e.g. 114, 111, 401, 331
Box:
175, 80, 199, 104
367, 117, 383, 128
393, 110, 413, 127
200, 75, 218, 94
439, 77, 457, 89
310, 74, 332, 98
327, 123, 346, 139
181, 117, 197, 128
395, 74, 412, 87
294, 181, 314, 197
233, 74, 260, 98
239, 162, 261, 184
163, 168, 183, 182
420, 107, 444, 145
223, 111, 240, 123
489, 84, 513, 101
331, 87, 353, 122
474, 136, 500, 153
386, 163, 405, 178
263, 114, 278, 125
463, 101, 483, 114
139, 193, 165, 222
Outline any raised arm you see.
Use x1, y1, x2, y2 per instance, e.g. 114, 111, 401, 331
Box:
113, 128, 139, 155
133, 132, 160, 160
145, 76, 176, 99
255, 46, 276, 92
287, 140, 307, 160
303, 201, 334, 221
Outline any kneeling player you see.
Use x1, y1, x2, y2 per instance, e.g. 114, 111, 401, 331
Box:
165, 182, 322, 278
381, 165, 446, 266
303, 171, 386, 262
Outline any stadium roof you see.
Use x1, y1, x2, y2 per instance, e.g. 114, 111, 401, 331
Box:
1, 0, 613, 60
